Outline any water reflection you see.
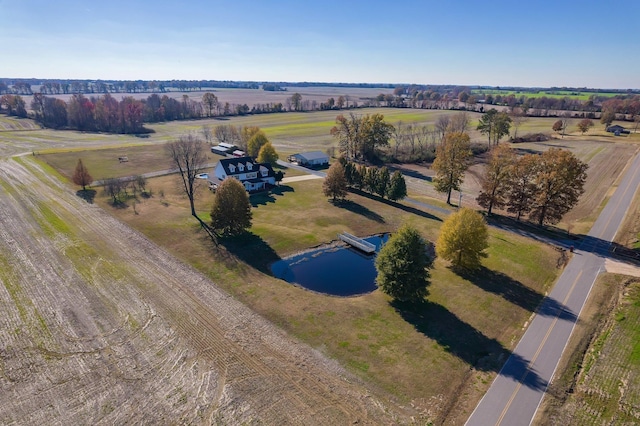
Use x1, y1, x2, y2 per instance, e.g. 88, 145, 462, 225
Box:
271, 235, 388, 296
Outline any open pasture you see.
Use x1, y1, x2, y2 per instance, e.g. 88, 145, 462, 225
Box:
472, 88, 624, 101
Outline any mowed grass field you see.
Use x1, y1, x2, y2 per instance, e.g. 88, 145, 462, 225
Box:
84, 172, 561, 423
471, 89, 625, 101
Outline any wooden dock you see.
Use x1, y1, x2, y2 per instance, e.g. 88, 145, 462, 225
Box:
338, 232, 376, 254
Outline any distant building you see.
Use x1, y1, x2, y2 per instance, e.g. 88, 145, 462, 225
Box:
288, 151, 330, 167
211, 142, 237, 156
606, 125, 630, 136
210, 156, 275, 193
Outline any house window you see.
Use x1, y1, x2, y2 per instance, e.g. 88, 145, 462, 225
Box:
247, 172, 257, 179
238, 164, 244, 172
247, 163, 253, 170
228, 164, 236, 173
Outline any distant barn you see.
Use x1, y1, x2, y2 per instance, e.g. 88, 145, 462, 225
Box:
288, 151, 329, 168
606, 125, 630, 136
211, 142, 237, 156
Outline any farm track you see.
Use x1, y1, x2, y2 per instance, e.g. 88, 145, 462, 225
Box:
0, 157, 397, 424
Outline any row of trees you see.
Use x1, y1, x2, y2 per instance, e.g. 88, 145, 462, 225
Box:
0, 79, 259, 95
322, 161, 407, 202
477, 145, 588, 225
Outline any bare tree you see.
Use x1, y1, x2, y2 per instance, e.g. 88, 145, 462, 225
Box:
509, 107, 528, 139
201, 125, 214, 145
166, 134, 208, 221
450, 112, 470, 133
103, 177, 126, 205
435, 115, 451, 143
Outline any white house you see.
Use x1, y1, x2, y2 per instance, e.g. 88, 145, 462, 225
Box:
211, 156, 276, 192
288, 151, 329, 167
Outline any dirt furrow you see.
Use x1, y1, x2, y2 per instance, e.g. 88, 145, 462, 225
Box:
0, 157, 397, 424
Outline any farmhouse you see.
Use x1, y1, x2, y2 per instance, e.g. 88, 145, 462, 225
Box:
210, 156, 276, 192
288, 151, 330, 167
606, 125, 630, 135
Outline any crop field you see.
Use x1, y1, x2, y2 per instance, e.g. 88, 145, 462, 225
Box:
539, 276, 640, 425
471, 89, 624, 101
18, 86, 394, 112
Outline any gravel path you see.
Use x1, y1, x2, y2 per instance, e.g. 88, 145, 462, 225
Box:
0, 157, 397, 424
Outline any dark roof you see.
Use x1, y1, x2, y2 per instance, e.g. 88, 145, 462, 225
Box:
295, 151, 329, 162
219, 156, 275, 177
607, 125, 625, 131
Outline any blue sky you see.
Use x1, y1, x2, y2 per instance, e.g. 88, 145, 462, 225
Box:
1, 0, 638, 89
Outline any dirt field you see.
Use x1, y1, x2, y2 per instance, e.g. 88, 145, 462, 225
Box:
18, 86, 394, 112
0, 156, 400, 424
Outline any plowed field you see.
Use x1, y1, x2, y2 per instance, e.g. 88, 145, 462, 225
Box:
0, 157, 397, 424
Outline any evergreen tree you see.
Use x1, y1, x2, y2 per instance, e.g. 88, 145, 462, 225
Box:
375, 167, 390, 198
376, 224, 433, 303
387, 171, 407, 201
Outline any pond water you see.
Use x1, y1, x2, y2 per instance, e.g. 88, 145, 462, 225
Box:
271, 235, 389, 296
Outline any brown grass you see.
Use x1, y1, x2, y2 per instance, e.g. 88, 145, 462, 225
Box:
93, 173, 561, 423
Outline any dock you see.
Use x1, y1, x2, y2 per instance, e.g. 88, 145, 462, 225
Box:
338, 232, 376, 254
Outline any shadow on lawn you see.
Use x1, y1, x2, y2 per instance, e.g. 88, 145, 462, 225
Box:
334, 199, 385, 223
456, 267, 576, 321
391, 300, 547, 391
348, 188, 442, 222
216, 231, 280, 274
251, 185, 294, 207
76, 189, 96, 204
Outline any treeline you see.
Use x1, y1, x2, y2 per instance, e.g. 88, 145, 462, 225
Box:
0, 79, 260, 95
477, 145, 588, 225
23, 92, 288, 133
373, 85, 640, 118
341, 161, 407, 201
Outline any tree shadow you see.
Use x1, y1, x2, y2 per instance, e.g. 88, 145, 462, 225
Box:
487, 213, 640, 267
76, 189, 96, 204
391, 300, 547, 390
348, 188, 442, 222
457, 266, 576, 321
386, 165, 433, 182
250, 185, 294, 207
335, 199, 385, 223
216, 231, 280, 273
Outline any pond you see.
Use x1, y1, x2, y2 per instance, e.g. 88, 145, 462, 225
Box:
271, 234, 389, 296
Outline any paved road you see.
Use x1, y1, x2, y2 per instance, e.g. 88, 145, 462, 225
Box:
466, 150, 640, 426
